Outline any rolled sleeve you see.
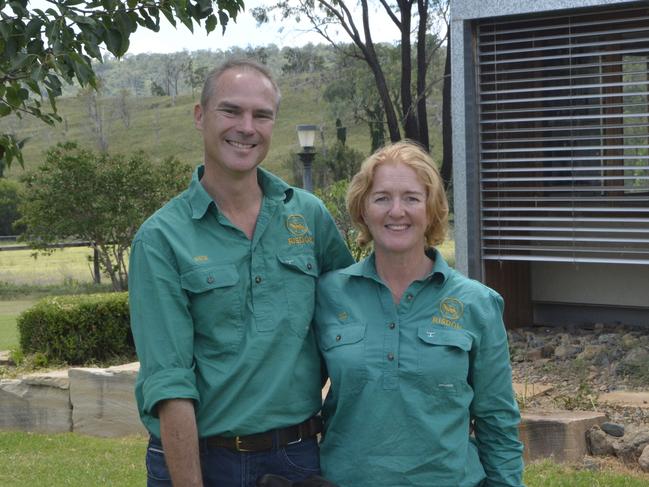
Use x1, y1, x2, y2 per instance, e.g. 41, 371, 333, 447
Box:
469, 291, 525, 487
141, 367, 200, 417
129, 237, 200, 425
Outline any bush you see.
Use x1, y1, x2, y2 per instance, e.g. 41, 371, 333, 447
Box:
18, 142, 192, 291
0, 178, 24, 236
17, 292, 133, 365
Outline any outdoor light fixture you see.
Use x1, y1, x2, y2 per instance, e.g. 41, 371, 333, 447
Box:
296, 124, 319, 192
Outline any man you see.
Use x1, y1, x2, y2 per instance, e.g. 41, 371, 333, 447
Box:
129, 59, 353, 487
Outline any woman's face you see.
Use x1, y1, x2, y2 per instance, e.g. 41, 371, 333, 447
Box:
362, 162, 428, 258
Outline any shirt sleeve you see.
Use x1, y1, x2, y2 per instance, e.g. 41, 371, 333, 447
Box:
469, 291, 525, 487
129, 236, 200, 419
314, 200, 355, 273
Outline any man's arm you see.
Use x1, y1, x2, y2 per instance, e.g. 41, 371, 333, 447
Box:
159, 399, 203, 487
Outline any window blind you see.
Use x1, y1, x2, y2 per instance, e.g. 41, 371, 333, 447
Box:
477, 5, 649, 265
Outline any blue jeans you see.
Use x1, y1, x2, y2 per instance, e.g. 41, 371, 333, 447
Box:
146, 433, 321, 487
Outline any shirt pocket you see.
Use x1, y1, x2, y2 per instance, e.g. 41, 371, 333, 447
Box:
180, 264, 242, 350
319, 322, 368, 396
417, 326, 472, 396
276, 252, 319, 337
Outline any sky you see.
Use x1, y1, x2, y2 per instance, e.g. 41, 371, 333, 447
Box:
127, 0, 401, 54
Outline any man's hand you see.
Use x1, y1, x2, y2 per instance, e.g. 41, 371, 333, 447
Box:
159, 399, 203, 487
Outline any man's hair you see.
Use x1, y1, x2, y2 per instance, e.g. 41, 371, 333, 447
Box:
346, 139, 449, 249
200, 59, 281, 109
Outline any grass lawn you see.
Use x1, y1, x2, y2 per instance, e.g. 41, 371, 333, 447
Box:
0, 299, 37, 350
0, 247, 97, 286
0, 432, 146, 486
524, 459, 649, 486
1, 432, 649, 486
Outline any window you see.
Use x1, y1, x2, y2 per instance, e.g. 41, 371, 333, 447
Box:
477, 5, 649, 264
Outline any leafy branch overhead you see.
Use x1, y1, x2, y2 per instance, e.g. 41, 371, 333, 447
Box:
0, 0, 244, 168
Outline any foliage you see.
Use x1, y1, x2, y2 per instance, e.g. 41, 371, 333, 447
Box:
0, 178, 24, 235
286, 141, 365, 190
17, 292, 132, 365
254, 0, 449, 151
0, 0, 245, 168
18, 142, 191, 291
316, 179, 369, 262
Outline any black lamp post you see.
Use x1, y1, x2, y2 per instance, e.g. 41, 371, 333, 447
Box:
296, 124, 318, 192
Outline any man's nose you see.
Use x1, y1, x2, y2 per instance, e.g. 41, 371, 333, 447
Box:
237, 112, 255, 133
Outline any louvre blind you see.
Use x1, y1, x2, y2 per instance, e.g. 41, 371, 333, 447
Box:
477, 5, 649, 265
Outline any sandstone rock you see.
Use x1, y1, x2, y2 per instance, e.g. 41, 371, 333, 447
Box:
601, 422, 625, 437
0, 350, 13, 366
621, 333, 640, 350
587, 426, 616, 456
578, 345, 605, 362
613, 426, 649, 464
69, 363, 146, 437
639, 444, 649, 473
598, 334, 618, 345
541, 345, 555, 358
0, 371, 71, 433
554, 344, 580, 359
617, 347, 649, 376
520, 410, 606, 463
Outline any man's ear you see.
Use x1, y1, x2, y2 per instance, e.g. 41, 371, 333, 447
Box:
193, 103, 204, 130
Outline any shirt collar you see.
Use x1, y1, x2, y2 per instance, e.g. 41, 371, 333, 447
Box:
341, 248, 451, 285
187, 165, 292, 220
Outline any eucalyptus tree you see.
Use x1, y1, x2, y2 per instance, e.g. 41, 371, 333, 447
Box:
0, 0, 244, 168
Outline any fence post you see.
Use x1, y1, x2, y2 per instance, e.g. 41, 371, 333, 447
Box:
93, 245, 101, 284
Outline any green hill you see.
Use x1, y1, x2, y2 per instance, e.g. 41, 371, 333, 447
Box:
1, 73, 374, 185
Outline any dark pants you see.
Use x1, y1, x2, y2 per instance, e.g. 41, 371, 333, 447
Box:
146, 434, 321, 487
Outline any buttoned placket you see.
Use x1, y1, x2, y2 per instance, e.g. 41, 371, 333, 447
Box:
250, 197, 280, 330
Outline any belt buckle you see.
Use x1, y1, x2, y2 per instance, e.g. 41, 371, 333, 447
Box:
235, 436, 251, 452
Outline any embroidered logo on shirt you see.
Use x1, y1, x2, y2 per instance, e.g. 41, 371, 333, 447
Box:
337, 311, 348, 321
431, 297, 464, 329
286, 214, 314, 245
286, 214, 309, 236
440, 297, 464, 320
193, 255, 209, 262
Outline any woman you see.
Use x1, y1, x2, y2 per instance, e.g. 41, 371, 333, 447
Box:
314, 141, 524, 487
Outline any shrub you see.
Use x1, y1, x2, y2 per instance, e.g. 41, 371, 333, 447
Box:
17, 292, 133, 365
18, 142, 192, 291
0, 178, 24, 236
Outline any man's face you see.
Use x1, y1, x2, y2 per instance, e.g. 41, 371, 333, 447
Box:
194, 68, 277, 176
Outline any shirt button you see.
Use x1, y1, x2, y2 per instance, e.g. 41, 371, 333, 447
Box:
306, 263, 313, 270
387, 352, 395, 361
206, 276, 215, 284
388, 322, 395, 330
255, 276, 262, 284
335, 334, 342, 341
406, 294, 413, 301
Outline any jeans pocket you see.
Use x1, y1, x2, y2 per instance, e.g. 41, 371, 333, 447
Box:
279, 437, 321, 474
146, 437, 172, 485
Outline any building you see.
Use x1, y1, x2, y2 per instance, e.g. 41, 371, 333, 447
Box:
451, 0, 649, 327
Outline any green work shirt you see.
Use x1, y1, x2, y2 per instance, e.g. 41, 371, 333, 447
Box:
129, 165, 354, 438
315, 250, 524, 487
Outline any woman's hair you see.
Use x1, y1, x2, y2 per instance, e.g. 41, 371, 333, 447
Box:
346, 140, 449, 249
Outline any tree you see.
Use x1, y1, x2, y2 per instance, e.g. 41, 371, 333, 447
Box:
0, 178, 24, 236
254, 0, 448, 151
18, 142, 192, 291
0, 0, 245, 168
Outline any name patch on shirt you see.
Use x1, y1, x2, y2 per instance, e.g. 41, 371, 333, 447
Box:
431, 297, 464, 329
286, 214, 314, 245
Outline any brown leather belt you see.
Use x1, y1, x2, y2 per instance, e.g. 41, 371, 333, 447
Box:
205, 416, 322, 452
